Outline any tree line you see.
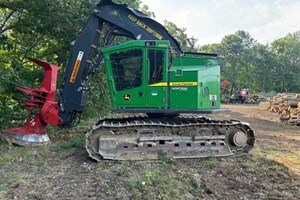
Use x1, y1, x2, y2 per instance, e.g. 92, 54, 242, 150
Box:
0, 0, 299, 128
199, 30, 300, 95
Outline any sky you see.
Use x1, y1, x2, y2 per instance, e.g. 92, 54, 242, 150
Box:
140, 0, 300, 46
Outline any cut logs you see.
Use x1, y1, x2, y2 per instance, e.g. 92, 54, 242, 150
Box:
259, 93, 300, 126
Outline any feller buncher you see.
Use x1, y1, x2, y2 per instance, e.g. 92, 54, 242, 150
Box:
1, 0, 255, 161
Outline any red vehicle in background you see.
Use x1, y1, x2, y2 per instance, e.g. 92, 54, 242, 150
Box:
221, 80, 252, 104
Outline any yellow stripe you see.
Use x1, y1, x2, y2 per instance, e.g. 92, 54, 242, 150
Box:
149, 82, 198, 87
149, 82, 167, 86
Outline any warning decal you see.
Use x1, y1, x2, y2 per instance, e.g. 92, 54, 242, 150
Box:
70, 51, 84, 83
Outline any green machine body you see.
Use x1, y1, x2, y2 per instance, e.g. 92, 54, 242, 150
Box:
102, 40, 225, 115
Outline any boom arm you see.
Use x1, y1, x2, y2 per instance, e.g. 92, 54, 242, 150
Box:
58, 0, 182, 127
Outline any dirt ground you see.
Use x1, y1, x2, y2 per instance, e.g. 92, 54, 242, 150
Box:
0, 104, 299, 200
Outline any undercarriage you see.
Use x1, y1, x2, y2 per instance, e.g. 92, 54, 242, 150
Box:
86, 114, 255, 161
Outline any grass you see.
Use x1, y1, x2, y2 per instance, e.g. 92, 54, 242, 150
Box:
127, 167, 181, 200
59, 134, 84, 150
0, 146, 32, 165
124, 161, 203, 200
0, 171, 24, 197
199, 157, 217, 169
0, 133, 86, 198
116, 162, 130, 177
239, 157, 257, 172
253, 144, 300, 176
1, 117, 299, 200
101, 182, 113, 196
238, 156, 292, 180
0, 184, 8, 192
98, 162, 113, 171
0, 153, 14, 164
0, 137, 13, 153
157, 151, 176, 165
0, 131, 86, 177
1, 171, 22, 182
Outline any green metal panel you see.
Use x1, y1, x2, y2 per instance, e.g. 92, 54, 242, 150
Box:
198, 66, 220, 109
169, 54, 220, 110
146, 86, 166, 107
169, 70, 198, 109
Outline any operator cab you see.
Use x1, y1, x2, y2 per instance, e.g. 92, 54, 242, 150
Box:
103, 40, 168, 109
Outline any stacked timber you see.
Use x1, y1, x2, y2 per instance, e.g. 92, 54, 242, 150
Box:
259, 93, 300, 126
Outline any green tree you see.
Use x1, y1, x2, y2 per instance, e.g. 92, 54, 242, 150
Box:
218, 30, 256, 94
251, 44, 277, 92
198, 43, 221, 54
163, 20, 198, 52
271, 32, 300, 92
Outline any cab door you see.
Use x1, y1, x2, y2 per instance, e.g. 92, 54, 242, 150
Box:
108, 48, 146, 107
146, 49, 167, 108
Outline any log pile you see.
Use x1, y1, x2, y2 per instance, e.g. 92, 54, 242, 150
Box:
259, 93, 300, 126
245, 95, 266, 104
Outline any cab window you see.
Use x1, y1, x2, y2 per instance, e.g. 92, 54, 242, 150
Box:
110, 49, 143, 91
148, 50, 164, 84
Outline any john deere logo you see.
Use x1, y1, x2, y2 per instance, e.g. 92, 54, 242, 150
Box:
112, 10, 119, 16
123, 94, 131, 101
